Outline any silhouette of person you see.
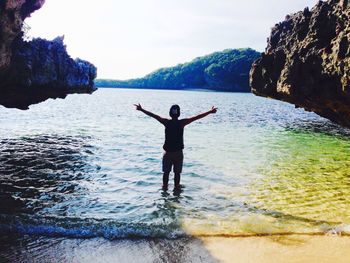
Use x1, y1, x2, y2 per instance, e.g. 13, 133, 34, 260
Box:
134, 103, 217, 190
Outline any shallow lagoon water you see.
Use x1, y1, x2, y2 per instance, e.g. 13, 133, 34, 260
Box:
1, 88, 350, 239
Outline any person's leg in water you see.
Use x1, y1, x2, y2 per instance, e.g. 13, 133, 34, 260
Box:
162, 152, 172, 190
174, 173, 181, 189
163, 172, 170, 190
173, 151, 184, 190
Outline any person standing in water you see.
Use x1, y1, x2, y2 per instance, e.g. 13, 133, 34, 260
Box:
134, 103, 217, 190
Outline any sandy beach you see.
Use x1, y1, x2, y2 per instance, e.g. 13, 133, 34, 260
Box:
203, 235, 350, 263
1, 234, 350, 263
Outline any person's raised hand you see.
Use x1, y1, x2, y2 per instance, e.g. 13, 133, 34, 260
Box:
134, 103, 142, 111
210, 106, 218, 114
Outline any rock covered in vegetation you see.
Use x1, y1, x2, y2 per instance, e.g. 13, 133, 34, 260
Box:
96, 48, 260, 92
250, 0, 350, 127
0, 0, 96, 109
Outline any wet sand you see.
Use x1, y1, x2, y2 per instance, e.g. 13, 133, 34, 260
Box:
1, 235, 350, 263
203, 235, 350, 263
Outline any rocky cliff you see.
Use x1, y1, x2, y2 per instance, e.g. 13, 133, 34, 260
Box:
250, 0, 350, 127
0, 0, 96, 109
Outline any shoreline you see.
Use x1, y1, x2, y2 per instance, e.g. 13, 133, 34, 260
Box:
95, 86, 252, 94
1, 234, 350, 263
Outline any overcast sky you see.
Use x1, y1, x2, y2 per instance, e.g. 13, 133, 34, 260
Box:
26, 0, 318, 79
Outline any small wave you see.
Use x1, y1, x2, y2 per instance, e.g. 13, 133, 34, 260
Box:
0, 216, 186, 240
2, 223, 350, 240
1, 216, 350, 240
0, 223, 185, 239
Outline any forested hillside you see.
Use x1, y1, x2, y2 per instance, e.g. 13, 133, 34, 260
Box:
96, 48, 260, 92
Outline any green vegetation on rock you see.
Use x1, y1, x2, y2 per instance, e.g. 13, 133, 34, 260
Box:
96, 48, 260, 92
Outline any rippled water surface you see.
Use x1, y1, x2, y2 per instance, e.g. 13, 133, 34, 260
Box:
1, 88, 350, 239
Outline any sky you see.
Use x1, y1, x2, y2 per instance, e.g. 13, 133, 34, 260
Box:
26, 0, 318, 80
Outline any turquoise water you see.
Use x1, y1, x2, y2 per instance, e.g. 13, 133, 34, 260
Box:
1, 88, 350, 239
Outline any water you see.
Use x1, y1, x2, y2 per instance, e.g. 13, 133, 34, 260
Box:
1, 88, 350, 240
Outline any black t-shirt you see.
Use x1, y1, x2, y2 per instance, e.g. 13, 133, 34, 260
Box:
163, 119, 184, 152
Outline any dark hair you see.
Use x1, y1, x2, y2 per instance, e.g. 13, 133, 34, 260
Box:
169, 104, 180, 118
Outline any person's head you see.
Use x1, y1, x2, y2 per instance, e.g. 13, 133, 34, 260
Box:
169, 104, 180, 119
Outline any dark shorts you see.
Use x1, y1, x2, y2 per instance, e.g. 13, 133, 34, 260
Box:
162, 150, 183, 174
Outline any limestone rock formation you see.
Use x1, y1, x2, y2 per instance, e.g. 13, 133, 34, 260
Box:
0, 0, 96, 109
250, 0, 350, 127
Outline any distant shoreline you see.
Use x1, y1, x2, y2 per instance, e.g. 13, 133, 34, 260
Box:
96, 86, 252, 93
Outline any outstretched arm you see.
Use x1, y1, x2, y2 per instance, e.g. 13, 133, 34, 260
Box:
183, 106, 217, 126
134, 103, 167, 125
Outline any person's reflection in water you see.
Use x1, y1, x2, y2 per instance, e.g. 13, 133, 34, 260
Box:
134, 103, 217, 191
173, 186, 183, 197
161, 185, 183, 198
